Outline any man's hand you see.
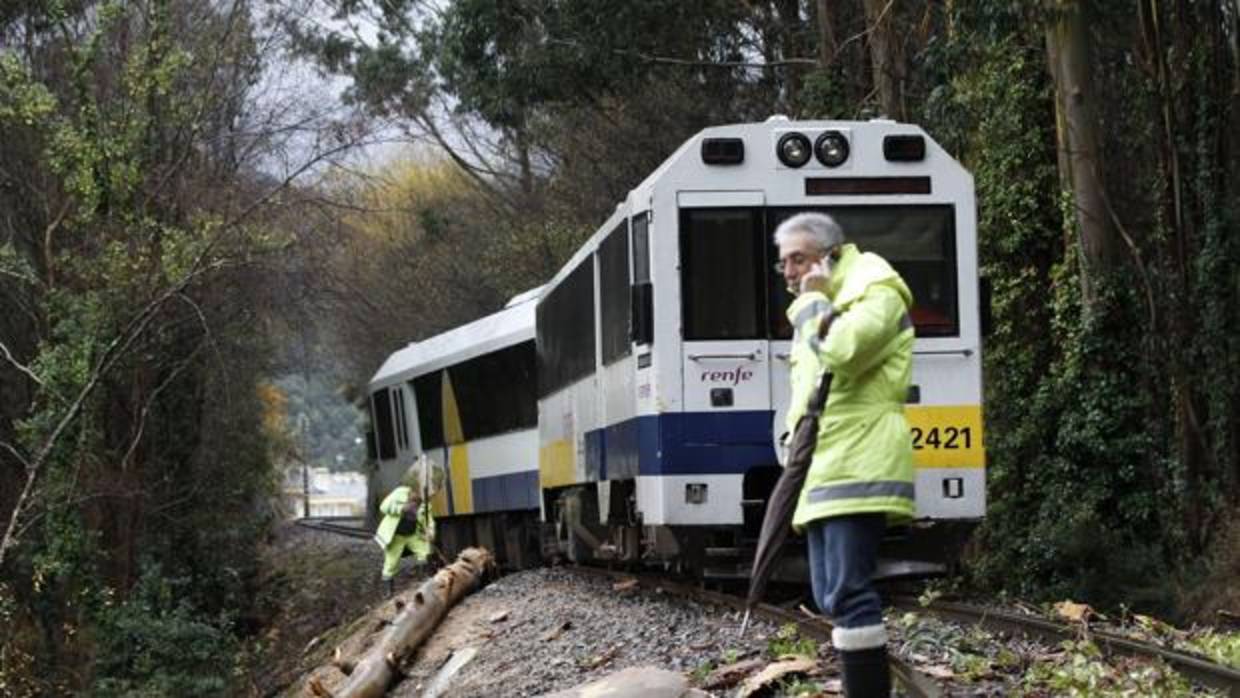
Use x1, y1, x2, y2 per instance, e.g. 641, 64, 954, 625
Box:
800, 261, 829, 295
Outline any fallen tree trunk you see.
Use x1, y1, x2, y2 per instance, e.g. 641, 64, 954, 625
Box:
308, 547, 495, 698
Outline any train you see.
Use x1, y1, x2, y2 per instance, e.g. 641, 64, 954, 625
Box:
366, 117, 985, 579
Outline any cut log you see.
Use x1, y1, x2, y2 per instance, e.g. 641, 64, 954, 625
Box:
326, 547, 495, 698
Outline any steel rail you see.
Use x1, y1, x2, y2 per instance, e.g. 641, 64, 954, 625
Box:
569, 565, 942, 698
295, 517, 372, 540
889, 596, 1240, 697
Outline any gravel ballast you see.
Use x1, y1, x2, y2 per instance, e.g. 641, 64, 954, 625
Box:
390, 567, 782, 697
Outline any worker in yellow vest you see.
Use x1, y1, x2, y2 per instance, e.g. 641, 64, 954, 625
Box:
373, 465, 433, 597
776, 212, 916, 698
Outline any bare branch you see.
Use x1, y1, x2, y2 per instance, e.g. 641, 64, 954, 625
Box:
120, 341, 205, 472
0, 441, 31, 471
0, 339, 44, 389
545, 38, 817, 69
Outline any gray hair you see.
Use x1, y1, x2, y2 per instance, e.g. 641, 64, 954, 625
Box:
773, 212, 845, 252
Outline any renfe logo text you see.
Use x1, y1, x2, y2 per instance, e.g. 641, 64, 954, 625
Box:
700, 367, 754, 386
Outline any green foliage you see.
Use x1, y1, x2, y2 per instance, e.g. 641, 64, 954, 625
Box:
91, 566, 239, 697
1018, 640, 1194, 697
777, 677, 825, 697
689, 659, 714, 685
0, 0, 287, 692
895, 611, 1020, 684
910, 1, 1240, 615
767, 623, 817, 659
1185, 630, 1240, 670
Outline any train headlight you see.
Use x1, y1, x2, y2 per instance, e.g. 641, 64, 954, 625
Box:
776, 133, 812, 168
815, 131, 850, 167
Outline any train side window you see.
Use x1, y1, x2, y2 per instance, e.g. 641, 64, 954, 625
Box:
393, 387, 409, 450
631, 213, 653, 347
537, 258, 597, 397
371, 388, 397, 460
632, 212, 650, 283
680, 208, 765, 340
449, 340, 538, 440
599, 220, 631, 365
413, 372, 444, 451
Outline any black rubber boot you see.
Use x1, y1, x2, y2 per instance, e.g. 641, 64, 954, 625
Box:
840, 646, 891, 697
384, 577, 395, 598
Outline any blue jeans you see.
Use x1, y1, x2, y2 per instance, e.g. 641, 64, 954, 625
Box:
806, 513, 886, 630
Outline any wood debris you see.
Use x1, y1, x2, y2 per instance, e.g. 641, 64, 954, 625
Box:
736, 656, 818, 698
542, 620, 572, 642
1053, 600, 1094, 624
612, 578, 639, 592
701, 657, 766, 690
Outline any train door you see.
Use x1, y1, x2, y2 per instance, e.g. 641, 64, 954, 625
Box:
765, 208, 796, 459
677, 193, 775, 444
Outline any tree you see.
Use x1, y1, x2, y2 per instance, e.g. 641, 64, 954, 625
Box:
1045, 0, 1113, 302
0, 0, 371, 691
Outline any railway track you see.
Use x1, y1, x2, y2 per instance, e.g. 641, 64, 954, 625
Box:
293, 519, 1238, 696
889, 595, 1240, 697
295, 516, 372, 540
568, 564, 943, 698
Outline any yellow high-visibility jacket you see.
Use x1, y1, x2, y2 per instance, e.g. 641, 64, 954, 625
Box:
785, 244, 916, 530
373, 485, 432, 558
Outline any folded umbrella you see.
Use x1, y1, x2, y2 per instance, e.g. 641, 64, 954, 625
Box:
740, 371, 832, 636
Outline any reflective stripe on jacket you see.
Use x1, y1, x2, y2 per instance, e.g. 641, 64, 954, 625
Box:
373, 485, 432, 558
785, 244, 915, 529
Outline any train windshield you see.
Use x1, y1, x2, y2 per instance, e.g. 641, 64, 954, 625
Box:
680, 205, 959, 340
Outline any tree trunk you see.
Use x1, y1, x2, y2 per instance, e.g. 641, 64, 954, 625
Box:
1045, 0, 1113, 302
862, 0, 905, 120
814, 0, 837, 67
777, 0, 804, 113
311, 547, 495, 698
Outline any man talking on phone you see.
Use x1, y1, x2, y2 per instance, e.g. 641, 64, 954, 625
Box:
774, 212, 916, 697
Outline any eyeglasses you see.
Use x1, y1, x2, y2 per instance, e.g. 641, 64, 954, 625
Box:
773, 252, 821, 274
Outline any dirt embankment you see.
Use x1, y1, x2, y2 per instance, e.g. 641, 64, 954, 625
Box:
244, 522, 426, 697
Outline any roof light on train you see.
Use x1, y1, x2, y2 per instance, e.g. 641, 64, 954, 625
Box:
701, 137, 745, 165
814, 131, 850, 167
777, 132, 812, 168
883, 134, 926, 161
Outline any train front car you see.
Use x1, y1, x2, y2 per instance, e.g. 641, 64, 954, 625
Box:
367, 288, 544, 569
539, 117, 984, 578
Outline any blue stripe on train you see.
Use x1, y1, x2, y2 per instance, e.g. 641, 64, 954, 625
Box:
471, 470, 540, 513
586, 410, 778, 478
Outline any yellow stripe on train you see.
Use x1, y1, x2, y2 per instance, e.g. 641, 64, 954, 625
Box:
539, 439, 575, 489
904, 405, 985, 469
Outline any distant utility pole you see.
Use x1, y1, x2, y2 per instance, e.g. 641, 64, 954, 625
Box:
298, 412, 311, 518
303, 461, 310, 518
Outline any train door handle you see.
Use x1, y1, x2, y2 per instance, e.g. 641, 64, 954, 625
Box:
688, 352, 758, 361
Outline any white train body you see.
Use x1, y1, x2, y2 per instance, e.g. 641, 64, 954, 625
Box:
536, 118, 983, 563
368, 118, 984, 570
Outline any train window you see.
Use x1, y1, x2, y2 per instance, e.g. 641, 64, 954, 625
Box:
448, 341, 538, 439
599, 221, 631, 365
767, 205, 959, 338
680, 208, 766, 340
413, 372, 444, 451
393, 387, 409, 450
371, 388, 397, 460
632, 213, 650, 283
537, 258, 597, 397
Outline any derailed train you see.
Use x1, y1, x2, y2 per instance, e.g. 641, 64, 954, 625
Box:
367, 117, 985, 578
